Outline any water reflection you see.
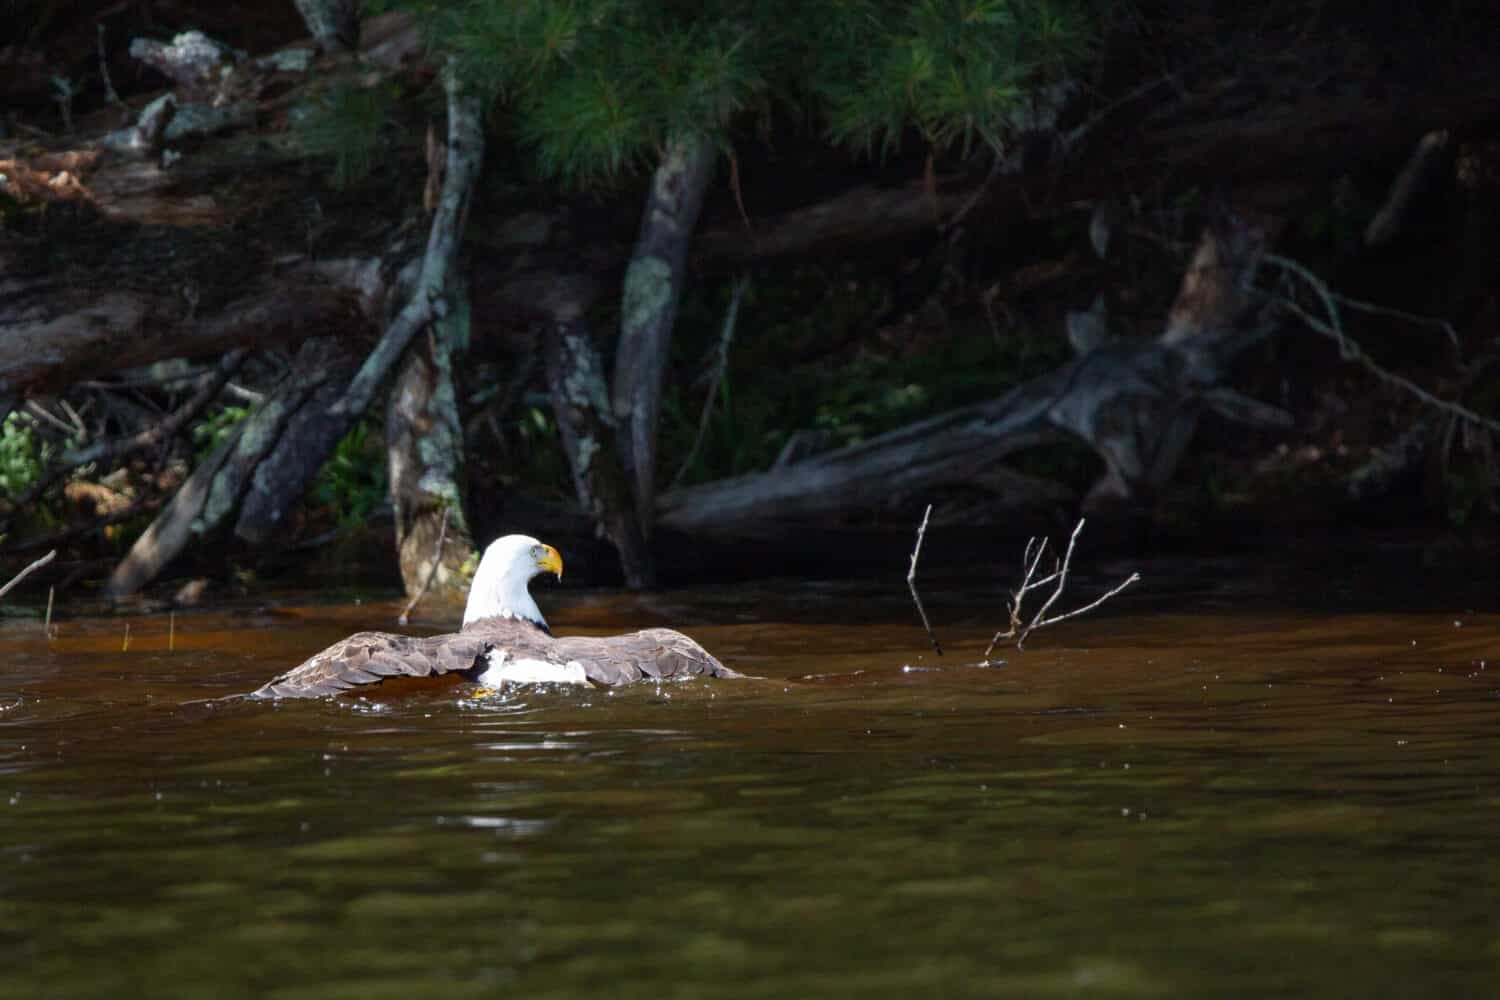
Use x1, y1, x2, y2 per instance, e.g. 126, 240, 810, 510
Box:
0, 581, 1498, 996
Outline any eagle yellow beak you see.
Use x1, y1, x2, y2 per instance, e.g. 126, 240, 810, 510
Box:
538, 543, 563, 581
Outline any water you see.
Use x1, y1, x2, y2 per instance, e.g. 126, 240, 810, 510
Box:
2, 570, 1499, 997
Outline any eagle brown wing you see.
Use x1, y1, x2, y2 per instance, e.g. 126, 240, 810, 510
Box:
463, 618, 737, 686
256, 619, 736, 699
250, 630, 491, 699
550, 627, 740, 686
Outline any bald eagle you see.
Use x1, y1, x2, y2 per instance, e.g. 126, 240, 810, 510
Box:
251, 535, 736, 698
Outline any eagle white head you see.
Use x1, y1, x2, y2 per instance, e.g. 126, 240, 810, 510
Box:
462, 534, 564, 630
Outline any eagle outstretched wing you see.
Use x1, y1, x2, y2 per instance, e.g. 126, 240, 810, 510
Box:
251, 631, 491, 699
549, 627, 739, 686
253, 619, 738, 699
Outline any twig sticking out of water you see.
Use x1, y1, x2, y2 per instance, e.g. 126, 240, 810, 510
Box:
906, 503, 942, 656
45, 586, 55, 639
122, 622, 131, 653
983, 518, 1140, 658
0, 549, 56, 602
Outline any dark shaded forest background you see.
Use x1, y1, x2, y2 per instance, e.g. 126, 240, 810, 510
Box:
4, 0, 1500, 609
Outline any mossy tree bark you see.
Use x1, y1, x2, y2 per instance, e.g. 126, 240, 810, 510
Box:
545, 316, 654, 589
330, 73, 484, 421
232, 345, 363, 546
611, 133, 716, 540
105, 337, 361, 598
99, 62, 486, 596
386, 276, 478, 604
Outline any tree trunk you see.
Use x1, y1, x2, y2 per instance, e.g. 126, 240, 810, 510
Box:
386, 276, 477, 602
292, 0, 360, 53
658, 386, 1064, 535
105, 338, 352, 597
545, 317, 654, 588
611, 133, 715, 538
331, 73, 484, 420
233, 345, 363, 545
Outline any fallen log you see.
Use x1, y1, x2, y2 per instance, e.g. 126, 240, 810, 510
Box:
97, 57, 484, 595
658, 387, 1063, 534
232, 344, 363, 545
662, 214, 1288, 535
0, 349, 249, 531
105, 337, 351, 598
7, 80, 1494, 405
0, 276, 367, 398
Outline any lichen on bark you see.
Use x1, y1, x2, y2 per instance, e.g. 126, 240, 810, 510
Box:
610, 133, 715, 540
618, 257, 674, 368
385, 279, 476, 602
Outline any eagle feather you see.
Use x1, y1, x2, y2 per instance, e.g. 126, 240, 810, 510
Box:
251, 535, 735, 698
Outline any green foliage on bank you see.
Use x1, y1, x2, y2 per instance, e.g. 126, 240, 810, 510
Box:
187, 407, 387, 527
353, 0, 1089, 187
191, 404, 250, 459
657, 265, 1070, 486
308, 419, 389, 528
291, 80, 402, 190
0, 414, 46, 500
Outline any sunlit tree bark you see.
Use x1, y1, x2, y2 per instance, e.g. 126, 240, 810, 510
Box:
386, 280, 478, 603
545, 316, 654, 589
611, 134, 716, 540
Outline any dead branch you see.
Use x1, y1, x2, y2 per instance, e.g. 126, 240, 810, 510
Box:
97, 24, 122, 106
103, 338, 348, 597
983, 518, 1140, 657
905, 503, 942, 656
0, 549, 56, 601
1264, 253, 1499, 434
24, 401, 77, 438
331, 67, 484, 418
670, 275, 748, 489
1365, 131, 1449, 248
1, 350, 247, 524
0, 282, 364, 399
9, 498, 154, 554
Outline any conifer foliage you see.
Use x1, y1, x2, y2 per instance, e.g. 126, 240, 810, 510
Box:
364, 0, 1089, 583
404, 0, 1090, 185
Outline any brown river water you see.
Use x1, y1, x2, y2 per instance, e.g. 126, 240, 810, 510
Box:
2, 558, 1499, 997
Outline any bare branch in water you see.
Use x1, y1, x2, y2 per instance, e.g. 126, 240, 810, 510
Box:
984, 519, 1139, 657
905, 513, 1137, 663
906, 503, 942, 656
